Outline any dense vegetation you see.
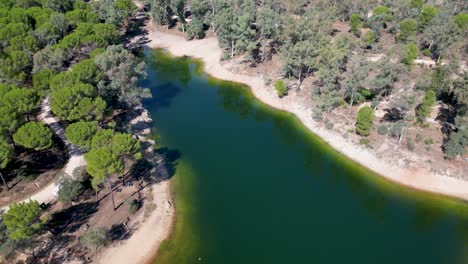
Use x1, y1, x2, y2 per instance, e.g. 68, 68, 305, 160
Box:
148, 0, 467, 158
0, 0, 146, 260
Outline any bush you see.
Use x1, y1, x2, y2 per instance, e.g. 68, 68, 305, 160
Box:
126, 199, 141, 215
398, 19, 418, 42
422, 48, 431, 57
424, 138, 433, 145
350, 14, 362, 34
407, 138, 415, 151
444, 130, 468, 159
403, 43, 419, 65
324, 120, 334, 130
421, 123, 430, 128
359, 138, 370, 145
80, 227, 109, 250
355, 106, 375, 136
274, 80, 287, 97
312, 109, 323, 122
377, 124, 389, 135
416, 90, 436, 121
57, 173, 83, 203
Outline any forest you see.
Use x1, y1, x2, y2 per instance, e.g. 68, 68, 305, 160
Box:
148, 0, 467, 159
0, 0, 156, 261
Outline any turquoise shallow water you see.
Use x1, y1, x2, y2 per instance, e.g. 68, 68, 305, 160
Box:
140, 49, 468, 264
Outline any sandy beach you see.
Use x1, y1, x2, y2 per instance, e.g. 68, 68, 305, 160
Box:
142, 28, 468, 202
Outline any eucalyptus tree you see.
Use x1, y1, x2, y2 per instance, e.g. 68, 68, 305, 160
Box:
343, 55, 369, 112
94, 45, 150, 108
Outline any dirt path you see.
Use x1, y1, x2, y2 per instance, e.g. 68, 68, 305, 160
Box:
0, 98, 85, 211
143, 27, 468, 202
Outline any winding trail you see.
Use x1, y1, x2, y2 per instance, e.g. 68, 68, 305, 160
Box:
0, 98, 85, 211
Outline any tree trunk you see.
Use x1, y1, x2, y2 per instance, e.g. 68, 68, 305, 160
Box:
298, 67, 303, 89
231, 40, 235, 58
107, 179, 116, 211
95, 190, 99, 204
9, 132, 15, 148
0, 172, 9, 190
398, 125, 406, 144
348, 90, 355, 114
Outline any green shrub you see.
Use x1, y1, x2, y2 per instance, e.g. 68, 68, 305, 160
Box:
422, 48, 431, 57
377, 124, 389, 135
350, 14, 362, 34
312, 109, 323, 122
324, 120, 334, 130
355, 106, 375, 136
407, 138, 415, 151
274, 80, 288, 97
416, 90, 436, 121
126, 199, 141, 215
359, 138, 370, 145
424, 138, 433, 145
421, 123, 430, 128
403, 43, 419, 65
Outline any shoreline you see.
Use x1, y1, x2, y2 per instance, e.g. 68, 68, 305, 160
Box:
95, 106, 175, 264
143, 28, 468, 203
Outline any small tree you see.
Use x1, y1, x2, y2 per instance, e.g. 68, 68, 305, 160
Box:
350, 14, 362, 35
444, 130, 467, 159
355, 106, 375, 136
85, 148, 124, 210
80, 227, 109, 251
416, 90, 436, 121
13, 122, 53, 151
363, 30, 375, 47
3, 201, 43, 240
57, 173, 83, 203
398, 18, 417, 42
403, 43, 419, 65
274, 80, 288, 97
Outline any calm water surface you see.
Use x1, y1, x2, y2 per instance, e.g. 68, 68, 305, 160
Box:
140, 49, 468, 264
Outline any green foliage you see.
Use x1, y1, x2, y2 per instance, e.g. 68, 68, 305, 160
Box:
377, 124, 389, 135
84, 148, 124, 189
398, 19, 417, 42
94, 45, 150, 107
32, 46, 66, 73
65, 121, 98, 150
416, 90, 436, 121
407, 138, 415, 151
186, 17, 205, 39
363, 30, 375, 46
32, 69, 54, 92
91, 129, 115, 150
444, 129, 467, 159
57, 173, 83, 203
373, 6, 391, 21
355, 106, 375, 136
350, 14, 362, 35
2, 88, 40, 116
51, 83, 106, 122
274, 80, 287, 97
0, 106, 21, 134
0, 139, 13, 169
3, 200, 43, 240
359, 138, 370, 145
125, 198, 141, 215
410, 0, 424, 9
403, 43, 419, 65
13, 122, 53, 151
453, 13, 468, 31
424, 138, 433, 145
111, 133, 142, 160
419, 5, 438, 29
80, 227, 109, 250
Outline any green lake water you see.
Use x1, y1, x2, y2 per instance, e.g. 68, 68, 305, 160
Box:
140, 49, 468, 264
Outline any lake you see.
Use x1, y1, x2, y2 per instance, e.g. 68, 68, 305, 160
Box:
140, 49, 468, 264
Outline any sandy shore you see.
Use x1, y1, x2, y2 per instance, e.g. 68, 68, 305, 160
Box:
143, 29, 468, 202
